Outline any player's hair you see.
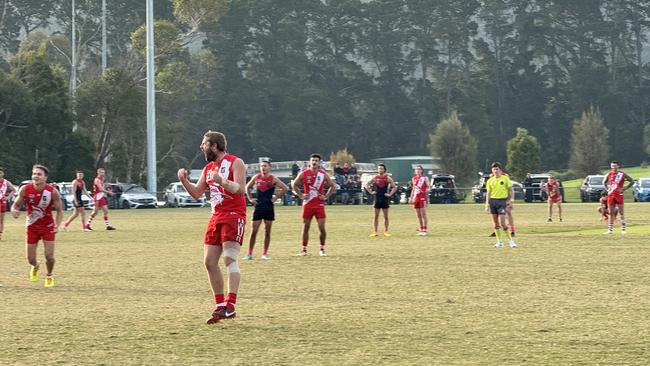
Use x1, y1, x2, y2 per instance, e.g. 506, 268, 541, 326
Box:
76, 170, 84, 174
310, 153, 321, 160
261, 160, 271, 166
415, 165, 423, 170
491, 162, 502, 169
33, 164, 49, 176
600, 191, 608, 197
378, 163, 387, 171
205, 130, 227, 151
611, 160, 619, 165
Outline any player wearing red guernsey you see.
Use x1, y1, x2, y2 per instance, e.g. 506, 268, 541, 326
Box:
178, 131, 246, 324
292, 154, 336, 256
602, 161, 634, 235
63, 170, 92, 232
545, 175, 563, 222
86, 168, 116, 231
409, 165, 430, 236
365, 163, 397, 237
11, 165, 63, 287
0, 167, 17, 240
243, 161, 288, 260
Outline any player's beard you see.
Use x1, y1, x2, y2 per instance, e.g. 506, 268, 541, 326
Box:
204, 149, 217, 162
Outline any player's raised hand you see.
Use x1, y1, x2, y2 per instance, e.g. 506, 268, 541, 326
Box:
177, 168, 188, 181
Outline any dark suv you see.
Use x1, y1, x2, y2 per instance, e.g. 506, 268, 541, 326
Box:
579, 175, 606, 202
429, 174, 461, 204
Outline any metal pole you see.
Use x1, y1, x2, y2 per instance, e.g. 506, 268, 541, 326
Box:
71, 0, 76, 100
101, 0, 107, 73
146, 0, 157, 194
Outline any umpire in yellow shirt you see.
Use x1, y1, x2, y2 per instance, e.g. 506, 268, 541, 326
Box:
485, 162, 517, 248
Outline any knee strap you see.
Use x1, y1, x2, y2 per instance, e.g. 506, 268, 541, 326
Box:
224, 247, 240, 274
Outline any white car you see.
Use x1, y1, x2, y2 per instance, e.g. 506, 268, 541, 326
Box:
164, 182, 206, 208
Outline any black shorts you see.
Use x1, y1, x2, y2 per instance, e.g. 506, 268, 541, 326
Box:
374, 199, 390, 209
253, 208, 275, 221
489, 199, 507, 215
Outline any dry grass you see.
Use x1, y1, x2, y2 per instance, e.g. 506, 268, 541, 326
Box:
1, 203, 650, 365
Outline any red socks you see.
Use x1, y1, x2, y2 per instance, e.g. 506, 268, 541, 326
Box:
226, 292, 237, 307
214, 294, 225, 305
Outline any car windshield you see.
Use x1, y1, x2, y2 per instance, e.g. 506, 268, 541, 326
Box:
126, 185, 147, 193
639, 180, 650, 188
589, 177, 604, 185
176, 186, 187, 193
60, 185, 72, 194
433, 179, 454, 188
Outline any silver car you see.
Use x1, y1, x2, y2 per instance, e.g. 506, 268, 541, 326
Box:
117, 184, 158, 209
164, 182, 206, 207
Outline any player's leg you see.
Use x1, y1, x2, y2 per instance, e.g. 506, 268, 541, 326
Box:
557, 201, 563, 221
371, 208, 380, 236
101, 205, 115, 230
491, 213, 503, 247
317, 218, 327, 256
43, 240, 56, 287
618, 202, 626, 233
506, 205, 515, 236
245, 219, 262, 260
86, 204, 99, 230
415, 208, 423, 234
220, 240, 241, 319
262, 220, 272, 258
382, 208, 390, 235
606, 202, 616, 234
63, 207, 79, 231
501, 212, 515, 247
26, 239, 40, 281
204, 244, 225, 323
547, 201, 553, 222
420, 206, 428, 233
299, 216, 312, 255
0, 210, 4, 240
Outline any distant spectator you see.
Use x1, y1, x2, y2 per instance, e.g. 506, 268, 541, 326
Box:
291, 161, 300, 178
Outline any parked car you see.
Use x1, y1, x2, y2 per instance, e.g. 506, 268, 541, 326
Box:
472, 173, 523, 203
523, 174, 565, 202
164, 182, 206, 207
580, 175, 606, 202
633, 178, 650, 202
54, 182, 94, 211
429, 174, 461, 204
109, 183, 157, 209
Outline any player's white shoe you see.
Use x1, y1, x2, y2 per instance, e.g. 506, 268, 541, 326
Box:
509, 240, 517, 248
621, 228, 627, 235
261, 254, 271, 260
603, 229, 613, 235
417, 231, 427, 236
319, 250, 327, 257
495, 242, 504, 249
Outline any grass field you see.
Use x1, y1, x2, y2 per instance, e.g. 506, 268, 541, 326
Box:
2, 203, 650, 365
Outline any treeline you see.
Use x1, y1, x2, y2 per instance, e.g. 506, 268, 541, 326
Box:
1, 0, 649, 186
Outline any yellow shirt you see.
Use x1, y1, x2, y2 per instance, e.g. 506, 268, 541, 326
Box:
486, 175, 512, 199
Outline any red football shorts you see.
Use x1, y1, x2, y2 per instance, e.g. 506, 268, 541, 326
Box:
302, 205, 326, 220
607, 194, 624, 206
204, 216, 245, 245
0, 200, 6, 213
26, 227, 56, 244
548, 195, 562, 203
413, 197, 427, 209
95, 198, 108, 207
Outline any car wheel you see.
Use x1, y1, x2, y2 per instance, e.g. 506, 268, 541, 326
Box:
121, 201, 130, 209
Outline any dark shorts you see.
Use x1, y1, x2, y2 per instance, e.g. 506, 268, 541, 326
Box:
489, 199, 507, 215
253, 208, 275, 221
374, 198, 390, 209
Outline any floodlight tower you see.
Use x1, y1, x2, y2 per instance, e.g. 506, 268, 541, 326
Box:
146, 0, 157, 194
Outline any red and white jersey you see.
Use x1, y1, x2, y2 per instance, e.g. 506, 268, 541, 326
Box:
24, 183, 56, 230
203, 154, 246, 221
546, 180, 561, 199
606, 171, 626, 196
93, 176, 106, 200
412, 175, 428, 199
302, 168, 327, 208
0, 179, 9, 201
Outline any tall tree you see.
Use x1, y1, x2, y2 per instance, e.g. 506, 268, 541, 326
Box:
569, 107, 610, 176
428, 111, 477, 187
506, 128, 541, 181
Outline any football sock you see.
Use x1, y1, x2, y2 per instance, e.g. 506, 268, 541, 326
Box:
508, 224, 515, 233
214, 293, 225, 305
505, 230, 513, 241
104, 216, 110, 227
494, 227, 503, 242
226, 292, 237, 305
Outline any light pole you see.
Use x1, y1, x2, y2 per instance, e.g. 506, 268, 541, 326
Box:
146, 0, 157, 194
101, 0, 107, 73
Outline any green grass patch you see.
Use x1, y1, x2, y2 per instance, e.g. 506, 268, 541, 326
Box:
1, 203, 650, 365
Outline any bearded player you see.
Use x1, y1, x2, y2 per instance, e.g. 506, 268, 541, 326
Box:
86, 168, 116, 231
410, 165, 430, 236
243, 160, 288, 260
365, 163, 397, 237
602, 161, 634, 235
11, 165, 63, 287
292, 154, 336, 256
178, 131, 246, 324
0, 167, 17, 240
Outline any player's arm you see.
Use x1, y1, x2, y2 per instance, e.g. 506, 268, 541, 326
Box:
387, 177, 397, 197
10, 185, 26, 218
178, 168, 208, 200
292, 171, 305, 199
602, 176, 609, 190
245, 175, 257, 204
82, 183, 91, 198
425, 177, 431, 194
6, 181, 17, 199
484, 180, 491, 212
364, 177, 376, 194
320, 174, 336, 200
52, 189, 64, 231
273, 176, 289, 199
217, 158, 246, 195
71, 180, 79, 204
623, 173, 635, 191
